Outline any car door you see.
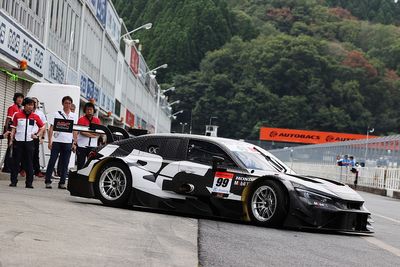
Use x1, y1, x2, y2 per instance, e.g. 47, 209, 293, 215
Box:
172, 139, 238, 197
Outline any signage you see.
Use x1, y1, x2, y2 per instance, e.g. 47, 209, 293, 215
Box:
126, 109, 135, 127
53, 118, 74, 133
130, 46, 139, 75
86, 78, 95, 99
259, 127, 377, 144
80, 74, 87, 96
106, 1, 121, 47
0, 11, 44, 76
44, 50, 66, 84
96, 0, 107, 27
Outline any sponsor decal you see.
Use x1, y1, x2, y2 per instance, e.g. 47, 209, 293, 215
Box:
233, 176, 256, 187
260, 127, 377, 144
53, 118, 73, 133
212, 172, 234, 195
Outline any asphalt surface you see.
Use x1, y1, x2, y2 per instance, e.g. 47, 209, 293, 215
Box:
0, 179, 197, 267
1, 174, 399, 267
198, 191, 400, 267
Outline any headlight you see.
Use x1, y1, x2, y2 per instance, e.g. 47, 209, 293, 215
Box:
291, 182, 332, 207
295, 188, 332, 203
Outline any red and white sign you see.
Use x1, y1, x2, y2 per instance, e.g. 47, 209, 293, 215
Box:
130, 46, 139, 75
126, 109, 135, 127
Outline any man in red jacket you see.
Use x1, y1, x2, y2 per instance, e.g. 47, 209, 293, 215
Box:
2, 93, 24, 173
9, 97, 45, 188
76, 102, 101, 170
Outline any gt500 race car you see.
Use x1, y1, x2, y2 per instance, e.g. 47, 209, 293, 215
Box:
68, 133, 373, 233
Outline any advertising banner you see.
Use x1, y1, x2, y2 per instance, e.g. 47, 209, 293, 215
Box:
106, 1, 121, 47
259, 127, 377, 144
126, 109, 135, 127
96, 0, 107, 27
0, 10, 44, 76
44, 50, 66, 84
130, 46, 139, 75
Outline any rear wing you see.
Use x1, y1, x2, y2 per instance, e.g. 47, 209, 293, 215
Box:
73, 124, 130, 144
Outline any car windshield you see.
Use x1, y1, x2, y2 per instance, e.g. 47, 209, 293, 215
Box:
228, 144, 289, 172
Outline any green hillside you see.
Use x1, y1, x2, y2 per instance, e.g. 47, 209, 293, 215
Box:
112, 0, 400, 138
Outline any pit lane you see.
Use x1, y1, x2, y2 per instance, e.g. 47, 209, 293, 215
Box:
0, 177, 399, 267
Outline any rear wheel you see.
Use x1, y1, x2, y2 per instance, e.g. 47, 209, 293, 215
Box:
247, 180, 287, 227
94, 161, 132, 207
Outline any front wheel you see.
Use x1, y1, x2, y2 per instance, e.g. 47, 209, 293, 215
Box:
246, 180, 287, 227
94, 161, 132, 207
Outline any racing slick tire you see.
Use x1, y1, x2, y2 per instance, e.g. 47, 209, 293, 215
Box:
94, 161, 132, 207
247, 180, 287, 227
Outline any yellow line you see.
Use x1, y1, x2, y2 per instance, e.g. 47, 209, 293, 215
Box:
362, 237, 400, 257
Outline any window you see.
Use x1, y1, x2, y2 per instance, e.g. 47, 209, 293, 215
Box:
140, 138, 183, 160
187, 140, 236, 167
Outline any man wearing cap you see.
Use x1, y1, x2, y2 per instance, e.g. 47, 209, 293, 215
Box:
9, 97, 45, 188
76, 102, 101, 170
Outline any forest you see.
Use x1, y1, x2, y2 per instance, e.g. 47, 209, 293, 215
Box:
111, 0, 400, 139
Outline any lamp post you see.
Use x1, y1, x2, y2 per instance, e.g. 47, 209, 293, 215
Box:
180, 122, 188, 133
364, 127, 374, 164
120, 23, 152, 40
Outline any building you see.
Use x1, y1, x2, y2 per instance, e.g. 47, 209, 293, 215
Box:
0, 0, 172, 159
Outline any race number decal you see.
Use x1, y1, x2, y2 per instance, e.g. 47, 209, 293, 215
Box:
212, 172, 234, 195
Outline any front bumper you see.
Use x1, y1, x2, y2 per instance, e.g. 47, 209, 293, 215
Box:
67, 170, 95, 198
285, 192, 373, 233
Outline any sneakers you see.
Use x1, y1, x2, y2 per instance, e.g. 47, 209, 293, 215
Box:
19, 170, 26, 177
35, 172, 45, 178
9, 183, 17, 187
25, 185, 34, 189
45, 183, 52, 189
58, 184, 67, 189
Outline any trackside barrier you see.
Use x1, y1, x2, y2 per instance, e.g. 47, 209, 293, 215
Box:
288, 162, 400, 191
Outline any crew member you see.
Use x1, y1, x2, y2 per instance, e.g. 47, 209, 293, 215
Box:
76, 102, 101, 170
2, 93, 24, 173
45, 96, 77, 189
9, 97, 45, 188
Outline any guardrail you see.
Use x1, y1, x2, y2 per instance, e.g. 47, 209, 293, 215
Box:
288, 162, 400, 191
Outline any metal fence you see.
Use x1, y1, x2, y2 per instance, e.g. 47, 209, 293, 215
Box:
269, 135, 400, 191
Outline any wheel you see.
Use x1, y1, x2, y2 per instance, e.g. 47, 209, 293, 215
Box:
247, 180, 287, 227
94, 161, 132, 207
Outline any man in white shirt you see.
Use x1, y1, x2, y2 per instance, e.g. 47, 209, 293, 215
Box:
44, 96, 77, 189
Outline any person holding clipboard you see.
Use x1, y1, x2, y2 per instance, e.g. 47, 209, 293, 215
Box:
44, 96, 77, 189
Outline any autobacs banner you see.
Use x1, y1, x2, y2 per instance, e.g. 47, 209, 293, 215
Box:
259, 127, 377, 144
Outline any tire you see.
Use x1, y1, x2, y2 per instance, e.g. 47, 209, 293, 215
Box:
246, 180, 287, 227
94, 161, 132, 207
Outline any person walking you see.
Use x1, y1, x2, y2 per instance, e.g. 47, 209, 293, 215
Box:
2, 93, 24, 173
76, 102, 101, 170
44, 96, 77, 189
9, 97, 45, 188
31, 97, 47, 178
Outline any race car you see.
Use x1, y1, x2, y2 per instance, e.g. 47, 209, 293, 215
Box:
68, 133, 373, 233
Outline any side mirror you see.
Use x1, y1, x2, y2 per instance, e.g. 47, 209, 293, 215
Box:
212, 156, 225, 170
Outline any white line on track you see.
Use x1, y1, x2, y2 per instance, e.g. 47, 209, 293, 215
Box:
362, 237, 400, 257
372, 213, 400, 224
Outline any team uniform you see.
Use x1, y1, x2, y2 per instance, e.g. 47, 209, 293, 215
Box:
2, 103, 22, 173
10, 110, 44, 187
76, 115, 101, 169
45, 111, 77, 186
